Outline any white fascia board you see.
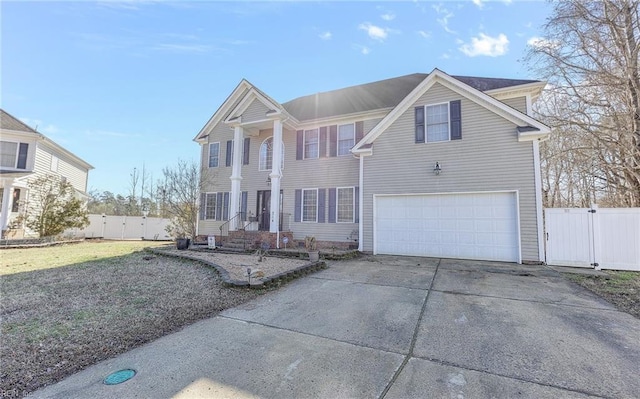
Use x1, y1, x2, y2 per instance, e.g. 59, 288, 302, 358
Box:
224, 88, 280, 124
193, 79, 252, 142
296, 108, 392, 130
485, 81, 547, 103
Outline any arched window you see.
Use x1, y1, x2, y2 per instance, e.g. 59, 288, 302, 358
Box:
259, 137, 284, 171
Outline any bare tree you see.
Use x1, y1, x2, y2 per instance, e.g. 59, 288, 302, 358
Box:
527, 0, 640, 206
162, 159, 213, 239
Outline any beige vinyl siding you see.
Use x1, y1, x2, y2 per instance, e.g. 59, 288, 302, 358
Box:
362, 82, 540, 261
500, 96, 527, 114
33, 145, 88, 193
242, 99, 271, 123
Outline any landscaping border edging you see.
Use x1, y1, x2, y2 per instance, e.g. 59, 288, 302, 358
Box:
146, 247, 327, 288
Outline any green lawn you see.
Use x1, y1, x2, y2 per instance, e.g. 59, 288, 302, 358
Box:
0, 240, 168, 275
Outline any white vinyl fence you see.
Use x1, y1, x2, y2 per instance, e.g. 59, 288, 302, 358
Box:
545, 206, 640, 271
72, 214, 172, 240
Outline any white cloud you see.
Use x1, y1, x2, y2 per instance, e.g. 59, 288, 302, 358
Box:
381, 13, 395, 21
352, 44, 371, 55
432, 4, 456, 34
319, 31, 332, 40
361, 46, 371, 55
459, 33, 509, 57
527, 36, 560, 50
358, 22, 388, 41
417, 30, 431, 39
152, 43, 214, 53
472, 0, 484, 9
440, 53, 451, 59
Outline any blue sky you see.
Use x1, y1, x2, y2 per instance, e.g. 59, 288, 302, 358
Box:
2, 0, 552, 195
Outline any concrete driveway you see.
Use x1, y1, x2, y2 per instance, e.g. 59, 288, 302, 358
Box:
32, 256, 640, 398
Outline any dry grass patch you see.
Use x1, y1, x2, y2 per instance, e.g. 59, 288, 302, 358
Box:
567, 271, 640, 318
0, 242, 261, 397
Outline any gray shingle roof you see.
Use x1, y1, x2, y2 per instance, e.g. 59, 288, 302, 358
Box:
281, 73, 540, 122
0, 109, 38, 133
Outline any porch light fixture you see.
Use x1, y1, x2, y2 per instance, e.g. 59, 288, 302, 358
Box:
433, 162, 442, 175
266, 176, 271, 186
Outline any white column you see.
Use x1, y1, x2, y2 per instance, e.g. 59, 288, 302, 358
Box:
229, 126, 243, 231
269, 119, 283, 235
0, 183, 14, 238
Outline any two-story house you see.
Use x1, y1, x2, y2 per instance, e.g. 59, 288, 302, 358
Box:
0, 109, 93, 238
194, 69, 550, 263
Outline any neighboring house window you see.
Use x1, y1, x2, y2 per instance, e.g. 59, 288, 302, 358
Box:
259, 137, 285, 171
208, 143, 220, 167
302, 189, 318, 222
426, 103, 450, 142
338, 124, 355, 156
11, 189, 20, 213
337, 187, 354, 223
0, 141, 17, 168
51, 156, 59, 172
304, 129, 319, 159
204, 193, 217, 220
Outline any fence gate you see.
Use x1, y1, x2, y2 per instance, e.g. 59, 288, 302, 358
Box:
545, 206, 640, 271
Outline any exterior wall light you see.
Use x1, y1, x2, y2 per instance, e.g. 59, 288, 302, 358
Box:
434, 162, 442, 175
266, 176, 271, 186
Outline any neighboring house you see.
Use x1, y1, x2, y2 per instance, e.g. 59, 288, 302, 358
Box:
194, 69, 550, 263
0, 109, 94, 238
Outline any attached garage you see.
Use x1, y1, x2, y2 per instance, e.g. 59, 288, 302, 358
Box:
374, 191, 520, 262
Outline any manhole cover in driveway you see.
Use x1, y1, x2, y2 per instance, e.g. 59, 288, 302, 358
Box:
104, 369, 136, 385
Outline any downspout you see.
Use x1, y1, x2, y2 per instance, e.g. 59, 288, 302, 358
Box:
358, 154, 364, 252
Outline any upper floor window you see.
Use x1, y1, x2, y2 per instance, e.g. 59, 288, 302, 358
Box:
415, 100, 462, 143
338, 124, 355, 156
259, 137, 285, 171
0, 141, 28, 169
208, 142, 220, 168
304, 129, 319, 159
426, 103, 449, 142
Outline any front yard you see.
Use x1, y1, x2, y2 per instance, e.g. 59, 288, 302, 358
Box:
566, 270, 640, 318
0, 241, 263, 397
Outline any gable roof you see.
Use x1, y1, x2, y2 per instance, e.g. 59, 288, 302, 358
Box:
281, 73, 540, 122
0, 109, 38, 133
352, 69, 550, 153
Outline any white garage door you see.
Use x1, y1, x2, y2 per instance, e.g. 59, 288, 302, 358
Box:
375, 192, 519, 262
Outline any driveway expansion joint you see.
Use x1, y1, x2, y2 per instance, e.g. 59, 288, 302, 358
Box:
378, 258, 442, 399
309, 275, 431, 291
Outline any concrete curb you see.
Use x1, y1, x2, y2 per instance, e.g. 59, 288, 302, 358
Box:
146, 247, 327, 288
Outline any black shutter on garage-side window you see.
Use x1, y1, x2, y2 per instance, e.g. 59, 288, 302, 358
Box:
415, 107, 425, 143
225, 140, 233, 166
296, 130, 304, 160
328, 188, 336, 223
319, 127, 328, 158
17, 143, 28, 169
355, 121, 364, 143
294, 189, 302, 222
354, 186, 359, 223
450, 100, 462, 140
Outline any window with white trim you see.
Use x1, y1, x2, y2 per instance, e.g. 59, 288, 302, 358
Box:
204, 192, 217, 220
426, 103, 449, 142
302, 189, 318, 222
337, 187, 354, 223
259, 137, 285, 171
208, 142, 220, 167
0, 141, 18, 168
304, 129, 319, 159
338, 124, 355, 156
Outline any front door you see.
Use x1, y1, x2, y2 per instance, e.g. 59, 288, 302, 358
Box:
256, 190, 284, 231
257, 190, 271, 231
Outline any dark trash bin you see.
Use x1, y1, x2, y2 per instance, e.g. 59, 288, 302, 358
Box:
176, 238, 190, 250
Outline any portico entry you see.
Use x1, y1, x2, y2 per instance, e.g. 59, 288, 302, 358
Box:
256, 190, 283, 231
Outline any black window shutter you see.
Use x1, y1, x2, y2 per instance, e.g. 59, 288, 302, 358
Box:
294, 189, 302, 222
296, 130, 304, 160
450, 100, 462, 140
415, 107, 425, 143
354, 187, 359, 223
17, 143, 28, 169
318, 189, 326, 223
240, 191, 248, 220
243, 138, 250, 165
319, 127, 328, 158
199, 193, 206, 220
216, 193, 223, 221
225, 140, 233, 166
223, 192, 230, 220
329, 125, 337, 157
328, 188, 336, 223
355, 121, 364, 142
